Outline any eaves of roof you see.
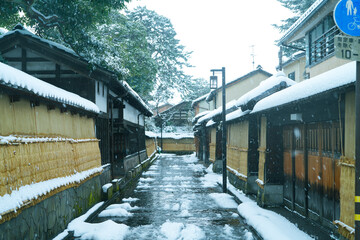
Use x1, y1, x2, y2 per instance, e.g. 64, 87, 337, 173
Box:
279, 0, 330, 44
0, 25, 153, 116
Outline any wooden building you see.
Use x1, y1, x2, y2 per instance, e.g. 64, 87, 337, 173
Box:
0, 24, 152, 178
0, 62, 103, 239
193, 68, 273, 166
194, 1, 358, 238
192, 94, 210, 116
155, 101, 193, 128
276, 0, 354, 237
205, 66, 272, 110
250, 61, 355, 237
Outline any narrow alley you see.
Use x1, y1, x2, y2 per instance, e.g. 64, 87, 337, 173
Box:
87, 154, 259, 239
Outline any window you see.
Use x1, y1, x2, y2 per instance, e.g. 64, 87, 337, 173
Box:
288, 72, 295, 81
307, 14, 340, 65
102, 84, 105, 97
97, 81, 100, 94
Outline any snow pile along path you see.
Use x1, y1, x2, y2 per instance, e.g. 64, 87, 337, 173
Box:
203, 165, 313, 240
237, 202, 313, 240
54, 202, 130, 240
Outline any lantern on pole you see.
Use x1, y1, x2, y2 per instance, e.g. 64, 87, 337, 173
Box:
210, 75, 218, 89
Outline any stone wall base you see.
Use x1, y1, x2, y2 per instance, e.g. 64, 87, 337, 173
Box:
212, 159, 223, 173
257, 184, 283, 207
0, 169, 111, 240
228, 172, 258, 195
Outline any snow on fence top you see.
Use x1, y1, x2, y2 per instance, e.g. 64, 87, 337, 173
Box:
252, 61, 356, 113
0, 166, 103, 219
0, 62, 100, 113
145, 131, 194, 139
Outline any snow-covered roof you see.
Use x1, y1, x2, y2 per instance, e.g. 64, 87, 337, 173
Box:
192, 110, 211, 124
0, 62, 100, 113
122, 81, 153, 115
226, 109, 251, 123
197, 100, 238, 125
0, 24, 78, 56
0, 24, 152, 116
280, 0, 329, 43
194, 72, 296, 127
235, 71, 296, 110
252, 61, 356, 113
205, 89, 216, 102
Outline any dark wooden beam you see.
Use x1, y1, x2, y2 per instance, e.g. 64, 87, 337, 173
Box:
55, 64, 61, 81
6, 57, 49, 62
21, 48, 26, 72
9, 95, 20, 103
30, 100, 40, 107
47, 105, 55, 110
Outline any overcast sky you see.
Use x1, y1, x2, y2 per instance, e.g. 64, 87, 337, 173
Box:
126, 0, 293, 85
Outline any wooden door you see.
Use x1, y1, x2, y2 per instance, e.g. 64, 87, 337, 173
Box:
283, 126, 294, 208
283, 124, 306, 214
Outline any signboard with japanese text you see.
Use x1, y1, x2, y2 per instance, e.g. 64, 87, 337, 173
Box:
334, 0, 360, 36
335, 35, 360, 61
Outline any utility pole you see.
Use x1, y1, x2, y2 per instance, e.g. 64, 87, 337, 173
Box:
210, 67, 227, 193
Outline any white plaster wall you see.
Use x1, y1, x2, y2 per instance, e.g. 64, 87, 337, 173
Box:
124, 100, 144, 126
95, 81, 107, 113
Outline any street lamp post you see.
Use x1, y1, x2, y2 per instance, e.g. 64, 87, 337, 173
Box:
210, 67, 227, 193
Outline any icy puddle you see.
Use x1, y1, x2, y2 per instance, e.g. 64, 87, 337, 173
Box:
90, 154, 259, 240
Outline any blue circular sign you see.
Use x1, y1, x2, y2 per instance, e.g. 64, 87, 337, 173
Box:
334, 0, 360, 36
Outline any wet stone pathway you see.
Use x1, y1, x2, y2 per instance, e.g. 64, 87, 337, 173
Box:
93, 154, 259, 240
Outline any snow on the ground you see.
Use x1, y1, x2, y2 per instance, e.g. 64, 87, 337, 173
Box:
163, 176, 192, 181
202, 164, 313, 240
53, 202, 103, 239
54, 202, 130, 240
237, 202, 313, 240
209, 193, 238, 209
0, 166, 103, 219
187, 163, 205, 172
160, 220, 205, 240
70, 220, 129, 240
139, 177, 155, 182
0, 62, 99, 113
98, 203, 139, 218
182, 153, 198, 163
98, 205, 133, 218
122, 197, 139, 202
